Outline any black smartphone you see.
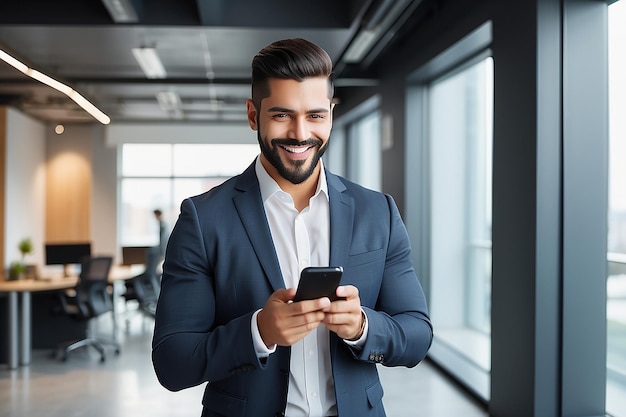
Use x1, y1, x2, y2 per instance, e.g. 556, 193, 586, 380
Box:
292, 266, 344, 302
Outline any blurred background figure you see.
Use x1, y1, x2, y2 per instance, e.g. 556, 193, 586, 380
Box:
153, 209, 167, 258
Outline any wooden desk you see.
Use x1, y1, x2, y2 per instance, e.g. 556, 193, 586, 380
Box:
0, 264, 144, 370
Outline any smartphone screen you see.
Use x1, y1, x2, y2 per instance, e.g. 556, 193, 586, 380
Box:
292, 266, 344, 302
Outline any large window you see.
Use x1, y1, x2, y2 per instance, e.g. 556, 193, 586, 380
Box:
346, 110, 381, 192
607, 1, 626, 415
404, 21, 493, 400
428, 56, 493, 360
119, 143, 259, 247
331, 96, 382, 192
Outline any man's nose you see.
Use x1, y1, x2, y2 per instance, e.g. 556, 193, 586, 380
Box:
288, 118, 308, 140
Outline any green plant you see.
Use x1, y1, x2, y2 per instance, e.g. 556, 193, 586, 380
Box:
18, 237, 33, 261
7, 238, 33, 279
9, 261, 25, 274
8, 260, 25, 280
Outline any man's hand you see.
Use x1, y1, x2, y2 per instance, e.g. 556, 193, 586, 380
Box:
322, 285, 364, 340
257, 288, 331, 348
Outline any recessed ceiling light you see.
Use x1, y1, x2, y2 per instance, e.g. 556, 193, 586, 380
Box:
132, 47, 166, 79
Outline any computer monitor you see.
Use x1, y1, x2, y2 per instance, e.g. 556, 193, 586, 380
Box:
121, 246, 152, 266
45, 242, 92, 276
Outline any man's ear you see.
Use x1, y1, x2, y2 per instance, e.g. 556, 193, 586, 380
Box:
246, 99, 258, 130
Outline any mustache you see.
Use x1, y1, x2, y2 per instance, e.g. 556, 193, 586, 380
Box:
271, 138, 323, 147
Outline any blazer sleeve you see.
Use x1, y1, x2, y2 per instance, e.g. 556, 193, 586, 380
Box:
151, 197, 265, 392
351, 194, 433, 368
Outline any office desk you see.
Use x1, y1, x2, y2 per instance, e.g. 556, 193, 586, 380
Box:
0, 265, 144, 370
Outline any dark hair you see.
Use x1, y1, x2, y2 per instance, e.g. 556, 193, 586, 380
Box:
251, 38, 334, 109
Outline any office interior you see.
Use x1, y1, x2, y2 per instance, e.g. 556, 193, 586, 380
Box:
1, 0, 625, 416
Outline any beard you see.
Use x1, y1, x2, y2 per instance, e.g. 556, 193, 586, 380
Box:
257, 130, 328, 185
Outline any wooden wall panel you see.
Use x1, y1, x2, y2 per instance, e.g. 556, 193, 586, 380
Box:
45, 150, 91, 242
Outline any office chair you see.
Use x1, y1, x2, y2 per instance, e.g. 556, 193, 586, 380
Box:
56, 256, 121, 362
123, 247, 161, 323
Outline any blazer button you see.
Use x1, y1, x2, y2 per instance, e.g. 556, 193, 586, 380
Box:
274, 413, 285, 417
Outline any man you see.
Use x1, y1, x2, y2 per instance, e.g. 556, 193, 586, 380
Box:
152, 38, 433, 417
153, 208, 167, 257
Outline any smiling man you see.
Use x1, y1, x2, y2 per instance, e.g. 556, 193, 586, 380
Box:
152, 38, 433, 417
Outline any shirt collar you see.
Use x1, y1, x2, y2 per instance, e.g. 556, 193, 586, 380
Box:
255, 155, 329, 203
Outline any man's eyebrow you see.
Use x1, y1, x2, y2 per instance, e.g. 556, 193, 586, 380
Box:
267, 106, 329, 114
267, 106, 294, 113
306, 108, 330, 114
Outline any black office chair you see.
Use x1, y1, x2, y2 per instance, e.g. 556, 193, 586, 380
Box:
123, 247, 161, 321
56, 256, 121, 362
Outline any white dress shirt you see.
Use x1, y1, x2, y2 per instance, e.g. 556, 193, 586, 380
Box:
252, 156, 336, 417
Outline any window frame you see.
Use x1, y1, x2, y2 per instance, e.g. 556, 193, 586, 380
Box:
405, 21, 494, 402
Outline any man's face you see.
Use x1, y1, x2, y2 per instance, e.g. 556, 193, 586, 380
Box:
246, 77, 333, 185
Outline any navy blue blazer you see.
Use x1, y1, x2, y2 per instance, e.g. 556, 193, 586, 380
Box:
152, 161, 433, 417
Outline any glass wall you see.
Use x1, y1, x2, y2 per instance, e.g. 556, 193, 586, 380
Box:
332, 96, 382, 192
118, 143, 259, 247
428, 56, 494, 375
346, 111, 381, 192
607, 1, 626, 414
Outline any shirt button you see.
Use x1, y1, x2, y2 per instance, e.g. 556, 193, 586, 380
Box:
300, 260, 309, 268
310, 391, 318, 399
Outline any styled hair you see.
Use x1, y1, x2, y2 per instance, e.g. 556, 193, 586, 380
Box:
251, 38, 334, 109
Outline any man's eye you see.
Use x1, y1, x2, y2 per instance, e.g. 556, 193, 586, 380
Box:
272, 113, 289, 119
310, 114, 325, 119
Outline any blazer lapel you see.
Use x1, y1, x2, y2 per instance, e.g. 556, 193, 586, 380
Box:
326, 170, 354, 357
326, 170, 354, 271
230, 165, 354, 293
232, 163, 285, 292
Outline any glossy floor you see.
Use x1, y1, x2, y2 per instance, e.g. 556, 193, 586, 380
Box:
0, 314, 487, 417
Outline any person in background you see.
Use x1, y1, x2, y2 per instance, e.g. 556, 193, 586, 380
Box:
153, 209, 167, 258
152, 38, 433, 417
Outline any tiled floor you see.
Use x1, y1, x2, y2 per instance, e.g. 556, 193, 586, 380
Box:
0, 313, 487, 417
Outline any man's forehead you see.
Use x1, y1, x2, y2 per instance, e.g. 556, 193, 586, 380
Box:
262, 78, 331, 105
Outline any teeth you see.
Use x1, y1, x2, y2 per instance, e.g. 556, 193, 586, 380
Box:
283, 146, 309, 154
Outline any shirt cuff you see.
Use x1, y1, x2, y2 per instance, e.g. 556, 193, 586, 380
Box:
343, 309, 368, 348
251, 309, 276, 358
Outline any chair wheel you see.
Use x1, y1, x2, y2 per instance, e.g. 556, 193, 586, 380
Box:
114, 348, 121, 355
100, 356, 106, 363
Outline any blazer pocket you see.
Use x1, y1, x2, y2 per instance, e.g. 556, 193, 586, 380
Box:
203, 386, 247, 417
346, 248, 385, 268
365, 379, 385, 408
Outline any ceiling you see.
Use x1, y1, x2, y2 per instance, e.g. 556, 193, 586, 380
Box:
0, 0, 427, 125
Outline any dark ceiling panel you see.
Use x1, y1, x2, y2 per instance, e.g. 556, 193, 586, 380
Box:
196, 0, 359, 28
0, 0, 425, 124
0, 0, 114, 24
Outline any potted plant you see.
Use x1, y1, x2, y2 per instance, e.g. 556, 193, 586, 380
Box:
19, 238, 38, 279
7, 238, 35, 280
8, 260, 26, 280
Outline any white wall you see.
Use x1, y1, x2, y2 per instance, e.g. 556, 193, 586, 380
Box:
4, 108, 46, 268
89, 125, 118, 260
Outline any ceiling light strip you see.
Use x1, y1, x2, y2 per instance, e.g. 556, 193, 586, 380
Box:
132, 47, 166, 79
101, 0, 139, 23
0, 49, 110, 124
